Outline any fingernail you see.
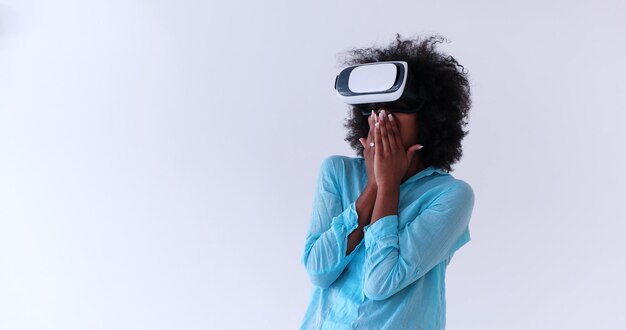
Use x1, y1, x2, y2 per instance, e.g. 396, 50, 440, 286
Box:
388, 114, 393, 121
417, 145, 424, 150
375, 122, 379, 128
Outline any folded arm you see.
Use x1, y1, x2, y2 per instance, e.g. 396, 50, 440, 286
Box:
301, 157, 375, 288
362, 181, 474, 300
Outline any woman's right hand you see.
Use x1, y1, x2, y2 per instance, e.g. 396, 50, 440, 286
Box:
359, 110, 378, 190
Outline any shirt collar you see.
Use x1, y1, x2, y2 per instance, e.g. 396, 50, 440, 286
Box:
401, 165, 449, 187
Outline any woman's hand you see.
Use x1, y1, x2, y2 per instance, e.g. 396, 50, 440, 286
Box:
373, 110, 423, 188
358, 110, 378, 190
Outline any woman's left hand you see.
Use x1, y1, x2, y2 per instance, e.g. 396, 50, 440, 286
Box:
373, 110, 423, 188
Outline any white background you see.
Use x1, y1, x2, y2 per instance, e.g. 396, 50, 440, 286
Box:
1, 1, 625, 329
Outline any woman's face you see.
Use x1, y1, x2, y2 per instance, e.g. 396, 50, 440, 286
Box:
374, 108, 420, 151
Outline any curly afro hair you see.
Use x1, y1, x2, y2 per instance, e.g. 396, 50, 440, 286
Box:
340, 34, 471, 172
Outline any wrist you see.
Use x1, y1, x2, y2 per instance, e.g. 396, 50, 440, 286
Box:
365, 182, 377, 192
376, 182, 400, 193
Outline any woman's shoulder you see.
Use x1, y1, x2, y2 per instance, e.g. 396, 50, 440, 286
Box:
433, 173, 474, 203
418, 167, 474, 201
320, 154, 363, 173
318, 155, 365, 189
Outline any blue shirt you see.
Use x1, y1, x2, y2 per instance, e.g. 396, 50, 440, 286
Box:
300, 155, 474, 330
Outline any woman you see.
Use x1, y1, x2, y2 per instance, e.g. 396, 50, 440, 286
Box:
300, 34, 474, 330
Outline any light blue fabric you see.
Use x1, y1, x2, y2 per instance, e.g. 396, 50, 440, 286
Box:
300, 155, 474, 330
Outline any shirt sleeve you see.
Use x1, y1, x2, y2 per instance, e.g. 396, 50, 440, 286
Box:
301, 156, 365, 289
361, 180, 474, 301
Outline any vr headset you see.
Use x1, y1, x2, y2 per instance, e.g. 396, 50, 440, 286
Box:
334, 61, 429, 115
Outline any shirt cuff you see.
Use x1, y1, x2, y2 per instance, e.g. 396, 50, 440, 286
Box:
329, 201, 360, 258
363, 215, 398, 249
331, 200, 359, 233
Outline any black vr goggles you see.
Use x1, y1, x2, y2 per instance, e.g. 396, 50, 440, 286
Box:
334, 61, 429, 115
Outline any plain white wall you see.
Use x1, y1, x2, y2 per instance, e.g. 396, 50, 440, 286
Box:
1, 0, 625, 329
